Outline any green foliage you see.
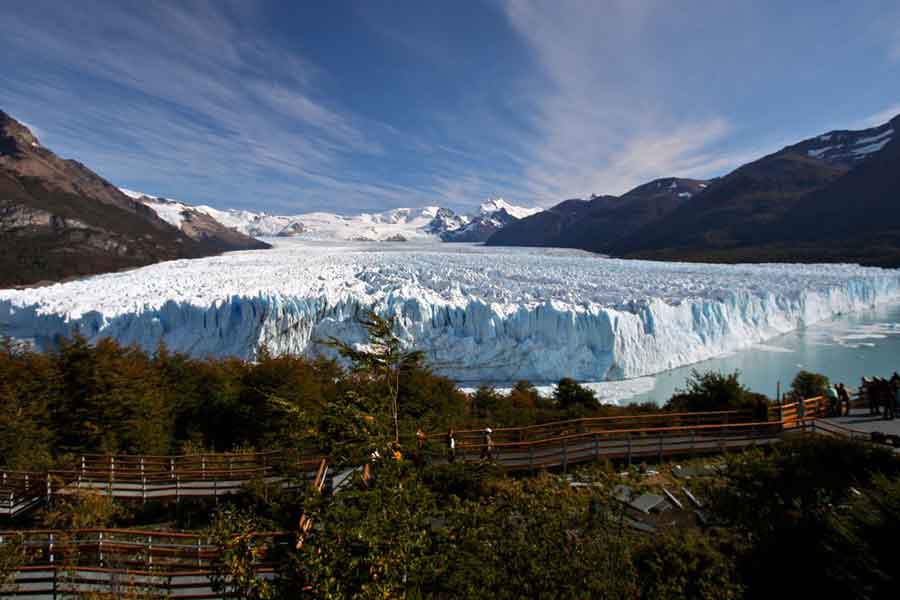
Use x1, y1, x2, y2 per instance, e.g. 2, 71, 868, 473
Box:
634, 530, 743, 600
0, 332, 678, 471
704, 436, 900, 600
286, 465, 642, 600
789, 369, 830, 400
666, 370, 766, 412
825, 474, 900, 598
554, 377, 598, 409
0, 339, 56, 470
325, 311, 426, 445
40, 491, 129, 529
318, 390, 391, 467
208, 506, 277, 600
0, 534, 26, 595
434, 475, 639, 599
284, 460, 440, 599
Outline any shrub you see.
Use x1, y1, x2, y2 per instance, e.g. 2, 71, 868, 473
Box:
789, 370, 830, 400
666, 370, 765, 412
554, 378, 597, 409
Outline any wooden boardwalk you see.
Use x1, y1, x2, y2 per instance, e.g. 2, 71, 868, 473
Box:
1, 452, 325, 519
2, 397, 867, 599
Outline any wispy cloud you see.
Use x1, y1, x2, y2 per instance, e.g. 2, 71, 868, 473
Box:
853, 103, 900, 129
498, 1, 741, 200
0, 1, 424, 213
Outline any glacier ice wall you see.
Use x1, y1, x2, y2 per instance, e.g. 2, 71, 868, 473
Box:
1, 240, 899, 383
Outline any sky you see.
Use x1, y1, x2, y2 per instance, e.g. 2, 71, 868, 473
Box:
2, 1, 899, 215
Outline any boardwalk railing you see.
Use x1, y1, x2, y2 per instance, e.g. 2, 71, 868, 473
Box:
455, 420, 784, 470
0, 528, 292, 599
452, 409, 755, 444
1, 451, 325, 518
452, 397, 829, 471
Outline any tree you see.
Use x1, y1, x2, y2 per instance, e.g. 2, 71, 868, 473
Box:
554, 378, 597, 409
825, 474, 900, 598
283, 460, 440, 598
666, 370, 764, 412
704, 436, 900, 600
790, 370, 830, 400
208, 507, 276, 600
325, 311, 424, 446
318, 390, 391, 467
0, 534, 25, 596
634, 530, 743, 600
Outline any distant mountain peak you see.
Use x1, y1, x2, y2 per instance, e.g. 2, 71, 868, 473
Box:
479, 197, 541, 220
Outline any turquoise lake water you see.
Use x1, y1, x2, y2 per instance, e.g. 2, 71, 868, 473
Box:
620, 301, 900, 405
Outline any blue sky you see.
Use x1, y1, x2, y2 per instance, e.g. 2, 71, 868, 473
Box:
2, 1, 899, 214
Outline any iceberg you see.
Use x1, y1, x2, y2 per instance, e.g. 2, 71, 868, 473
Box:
1, 239, 899, 383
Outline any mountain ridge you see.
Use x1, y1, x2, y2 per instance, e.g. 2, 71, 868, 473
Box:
489, 113, 900, 266
0, 111, 268, 287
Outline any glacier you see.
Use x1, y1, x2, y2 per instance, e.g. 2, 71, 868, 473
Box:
1, 239, 899, 384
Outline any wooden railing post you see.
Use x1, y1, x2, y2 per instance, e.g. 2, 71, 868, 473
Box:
562, 439, 568, 472
593, 434, 600, 460
626, 434, 632, 467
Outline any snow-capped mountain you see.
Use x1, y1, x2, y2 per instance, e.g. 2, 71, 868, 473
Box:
127, 189, 539, 243
479, 198, 542, 220
783, 120, 894, 167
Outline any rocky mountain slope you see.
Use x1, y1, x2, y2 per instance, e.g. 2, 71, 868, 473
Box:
0, 111, 267, 287
487, 178, 708, 251
614, 116, 898, 265
489, 114, 900, 266
120, 191, 270, 253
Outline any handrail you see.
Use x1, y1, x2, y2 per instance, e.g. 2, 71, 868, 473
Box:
453, 409, 752, 437
0, 528, 290, 539
456, 419, 780, 450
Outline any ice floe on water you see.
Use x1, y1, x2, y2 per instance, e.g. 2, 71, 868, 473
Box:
1, 239, 899, 383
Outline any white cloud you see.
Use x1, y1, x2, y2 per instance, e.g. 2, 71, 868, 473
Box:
856, 103, 900, 128
0, 2, 416, 214
499, 1, 748, 200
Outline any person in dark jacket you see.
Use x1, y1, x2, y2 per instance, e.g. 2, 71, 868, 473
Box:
837, 383, 851, 416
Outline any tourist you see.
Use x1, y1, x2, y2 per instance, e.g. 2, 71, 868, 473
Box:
837, 383, 851, 416
481, 427, 495, 461
888, 380, 900, 421
447, 428, 456, 462
865, 377, 880, 416
878, 378, 894, 421
826, 384, 840, 417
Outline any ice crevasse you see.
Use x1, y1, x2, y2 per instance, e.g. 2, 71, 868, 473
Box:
1, 241, 899, 383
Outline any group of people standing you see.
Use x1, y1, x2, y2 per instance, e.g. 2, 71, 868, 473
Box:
826, 382, 852, 417
863, 373, 900, 420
